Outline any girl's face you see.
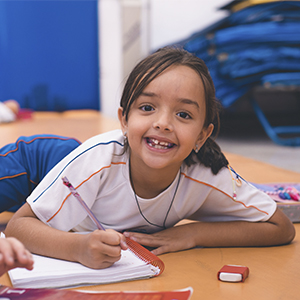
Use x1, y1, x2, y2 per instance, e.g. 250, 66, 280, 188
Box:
118, 65, 213, 175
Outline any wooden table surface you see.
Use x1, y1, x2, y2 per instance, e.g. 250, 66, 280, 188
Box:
0, 220, 299, 300
1, 110, 299, 299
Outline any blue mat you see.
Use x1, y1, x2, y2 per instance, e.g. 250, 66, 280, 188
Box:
174, 1, 300, 146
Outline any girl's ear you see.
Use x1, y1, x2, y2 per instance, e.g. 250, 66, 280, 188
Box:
195, 123, 214, 150
118, 107, 128, 134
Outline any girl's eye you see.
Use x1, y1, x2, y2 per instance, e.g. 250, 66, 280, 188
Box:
177, 112, 191, 119
140, 105, 154, 112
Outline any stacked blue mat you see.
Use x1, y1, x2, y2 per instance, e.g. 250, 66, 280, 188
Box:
176, 1, 300, 146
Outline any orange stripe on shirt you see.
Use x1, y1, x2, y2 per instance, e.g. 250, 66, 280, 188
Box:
0, 173, 39, 189
46, 161, 126, 223
0, 172, 27, 181
0, 172, 39, 186
181, 172, 269, 216
0, 136, 80, 157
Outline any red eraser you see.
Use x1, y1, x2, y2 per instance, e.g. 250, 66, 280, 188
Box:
218, 265, 249, 282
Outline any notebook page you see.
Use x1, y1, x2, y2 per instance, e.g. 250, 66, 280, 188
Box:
9, 248, 160, 289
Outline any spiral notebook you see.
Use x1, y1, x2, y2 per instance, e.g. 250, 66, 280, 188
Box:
8, 238, 165, 289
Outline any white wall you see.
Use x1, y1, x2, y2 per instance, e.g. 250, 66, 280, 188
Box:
99, 0, 229, 118
149, 0, 229, 51
98, 0, 123, 119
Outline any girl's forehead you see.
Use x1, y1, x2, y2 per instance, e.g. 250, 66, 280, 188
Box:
143, 65, 204, 98
146, 65, 202, 87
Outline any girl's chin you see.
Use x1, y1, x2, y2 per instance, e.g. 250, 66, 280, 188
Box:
140, 155, 182, 172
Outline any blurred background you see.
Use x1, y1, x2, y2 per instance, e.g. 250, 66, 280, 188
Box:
0, 0, 299, 172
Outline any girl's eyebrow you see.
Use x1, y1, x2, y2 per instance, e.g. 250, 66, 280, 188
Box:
140, 92, 200, 109
179, 98, 200, 109
140, 91, 157, 97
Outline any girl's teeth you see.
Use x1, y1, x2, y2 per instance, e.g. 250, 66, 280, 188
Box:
147, 138, 173, 148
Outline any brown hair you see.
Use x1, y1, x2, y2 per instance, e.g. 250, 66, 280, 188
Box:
120, 46, 228, 174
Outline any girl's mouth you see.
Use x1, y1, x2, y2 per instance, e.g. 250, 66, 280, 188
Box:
146, 138, 175, 149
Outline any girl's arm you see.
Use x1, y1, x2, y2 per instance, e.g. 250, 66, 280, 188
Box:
5, 203, 127, 269
124, 208, 295, 256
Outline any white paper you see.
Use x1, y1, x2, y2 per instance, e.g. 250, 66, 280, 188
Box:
9, 249, 160, 289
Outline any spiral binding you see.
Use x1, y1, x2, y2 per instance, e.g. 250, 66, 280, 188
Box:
125, 237, 165, 276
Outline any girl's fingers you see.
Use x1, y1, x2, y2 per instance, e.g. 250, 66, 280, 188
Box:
98, 243, 122, 258
18, 249, 34, 270
123, 231, 162, 247
12, 241, 33, 263
120, 238, 128, 250
99, 230, 122, 245
88, 230, 128, 260
0, 239, 15, 266
123, 230, 191, 255
151, 246, 168, 256
98, 230, 127, 247
0, 237, 34, 272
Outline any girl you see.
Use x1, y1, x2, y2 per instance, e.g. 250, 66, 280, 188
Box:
5, 47, 295, 269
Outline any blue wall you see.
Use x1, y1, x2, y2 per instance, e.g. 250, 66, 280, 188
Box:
0, 0, 99, 111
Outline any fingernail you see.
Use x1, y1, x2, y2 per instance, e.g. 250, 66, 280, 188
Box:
121, 240, 128, 248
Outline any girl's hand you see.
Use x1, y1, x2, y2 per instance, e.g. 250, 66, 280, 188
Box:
124, 225, 197, 256
124, 208, 296, 255
77, 229, 128, 269
0, 237, 34, 275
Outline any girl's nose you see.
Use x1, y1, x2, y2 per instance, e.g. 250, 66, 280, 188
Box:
153, 113, 173, 132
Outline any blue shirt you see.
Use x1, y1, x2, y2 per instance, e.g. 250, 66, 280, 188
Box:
0, 134, 80, 212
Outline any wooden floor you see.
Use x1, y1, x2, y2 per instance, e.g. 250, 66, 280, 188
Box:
0, 110, 120, 147
1, 110, 300, 184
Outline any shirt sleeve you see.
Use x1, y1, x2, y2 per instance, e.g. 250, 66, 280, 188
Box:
27, 131, 122, 231
188, 167, 277, 223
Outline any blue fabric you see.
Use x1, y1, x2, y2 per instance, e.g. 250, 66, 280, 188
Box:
0, 135, 81, 212
218, 46, 300, 80
0, 1, 99, 111
174, 1, 300, 146
213, 22, 300, 47
262, 72, 300, 86
227, 2, 300, 25
177, 1, 300, 108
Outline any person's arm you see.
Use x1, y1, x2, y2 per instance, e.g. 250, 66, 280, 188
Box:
0, 236, 34, 275
5, 203, 128, 269
124, 208, 295, 256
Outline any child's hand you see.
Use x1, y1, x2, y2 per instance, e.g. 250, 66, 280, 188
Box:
124, 225, 196, 256
0, 237, 34, 275
77, 229, 128, 269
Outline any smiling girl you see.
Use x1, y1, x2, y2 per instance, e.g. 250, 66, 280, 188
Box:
5, 47, 295, 269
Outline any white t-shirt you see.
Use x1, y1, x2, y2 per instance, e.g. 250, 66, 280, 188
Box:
27, 129, 277, 234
